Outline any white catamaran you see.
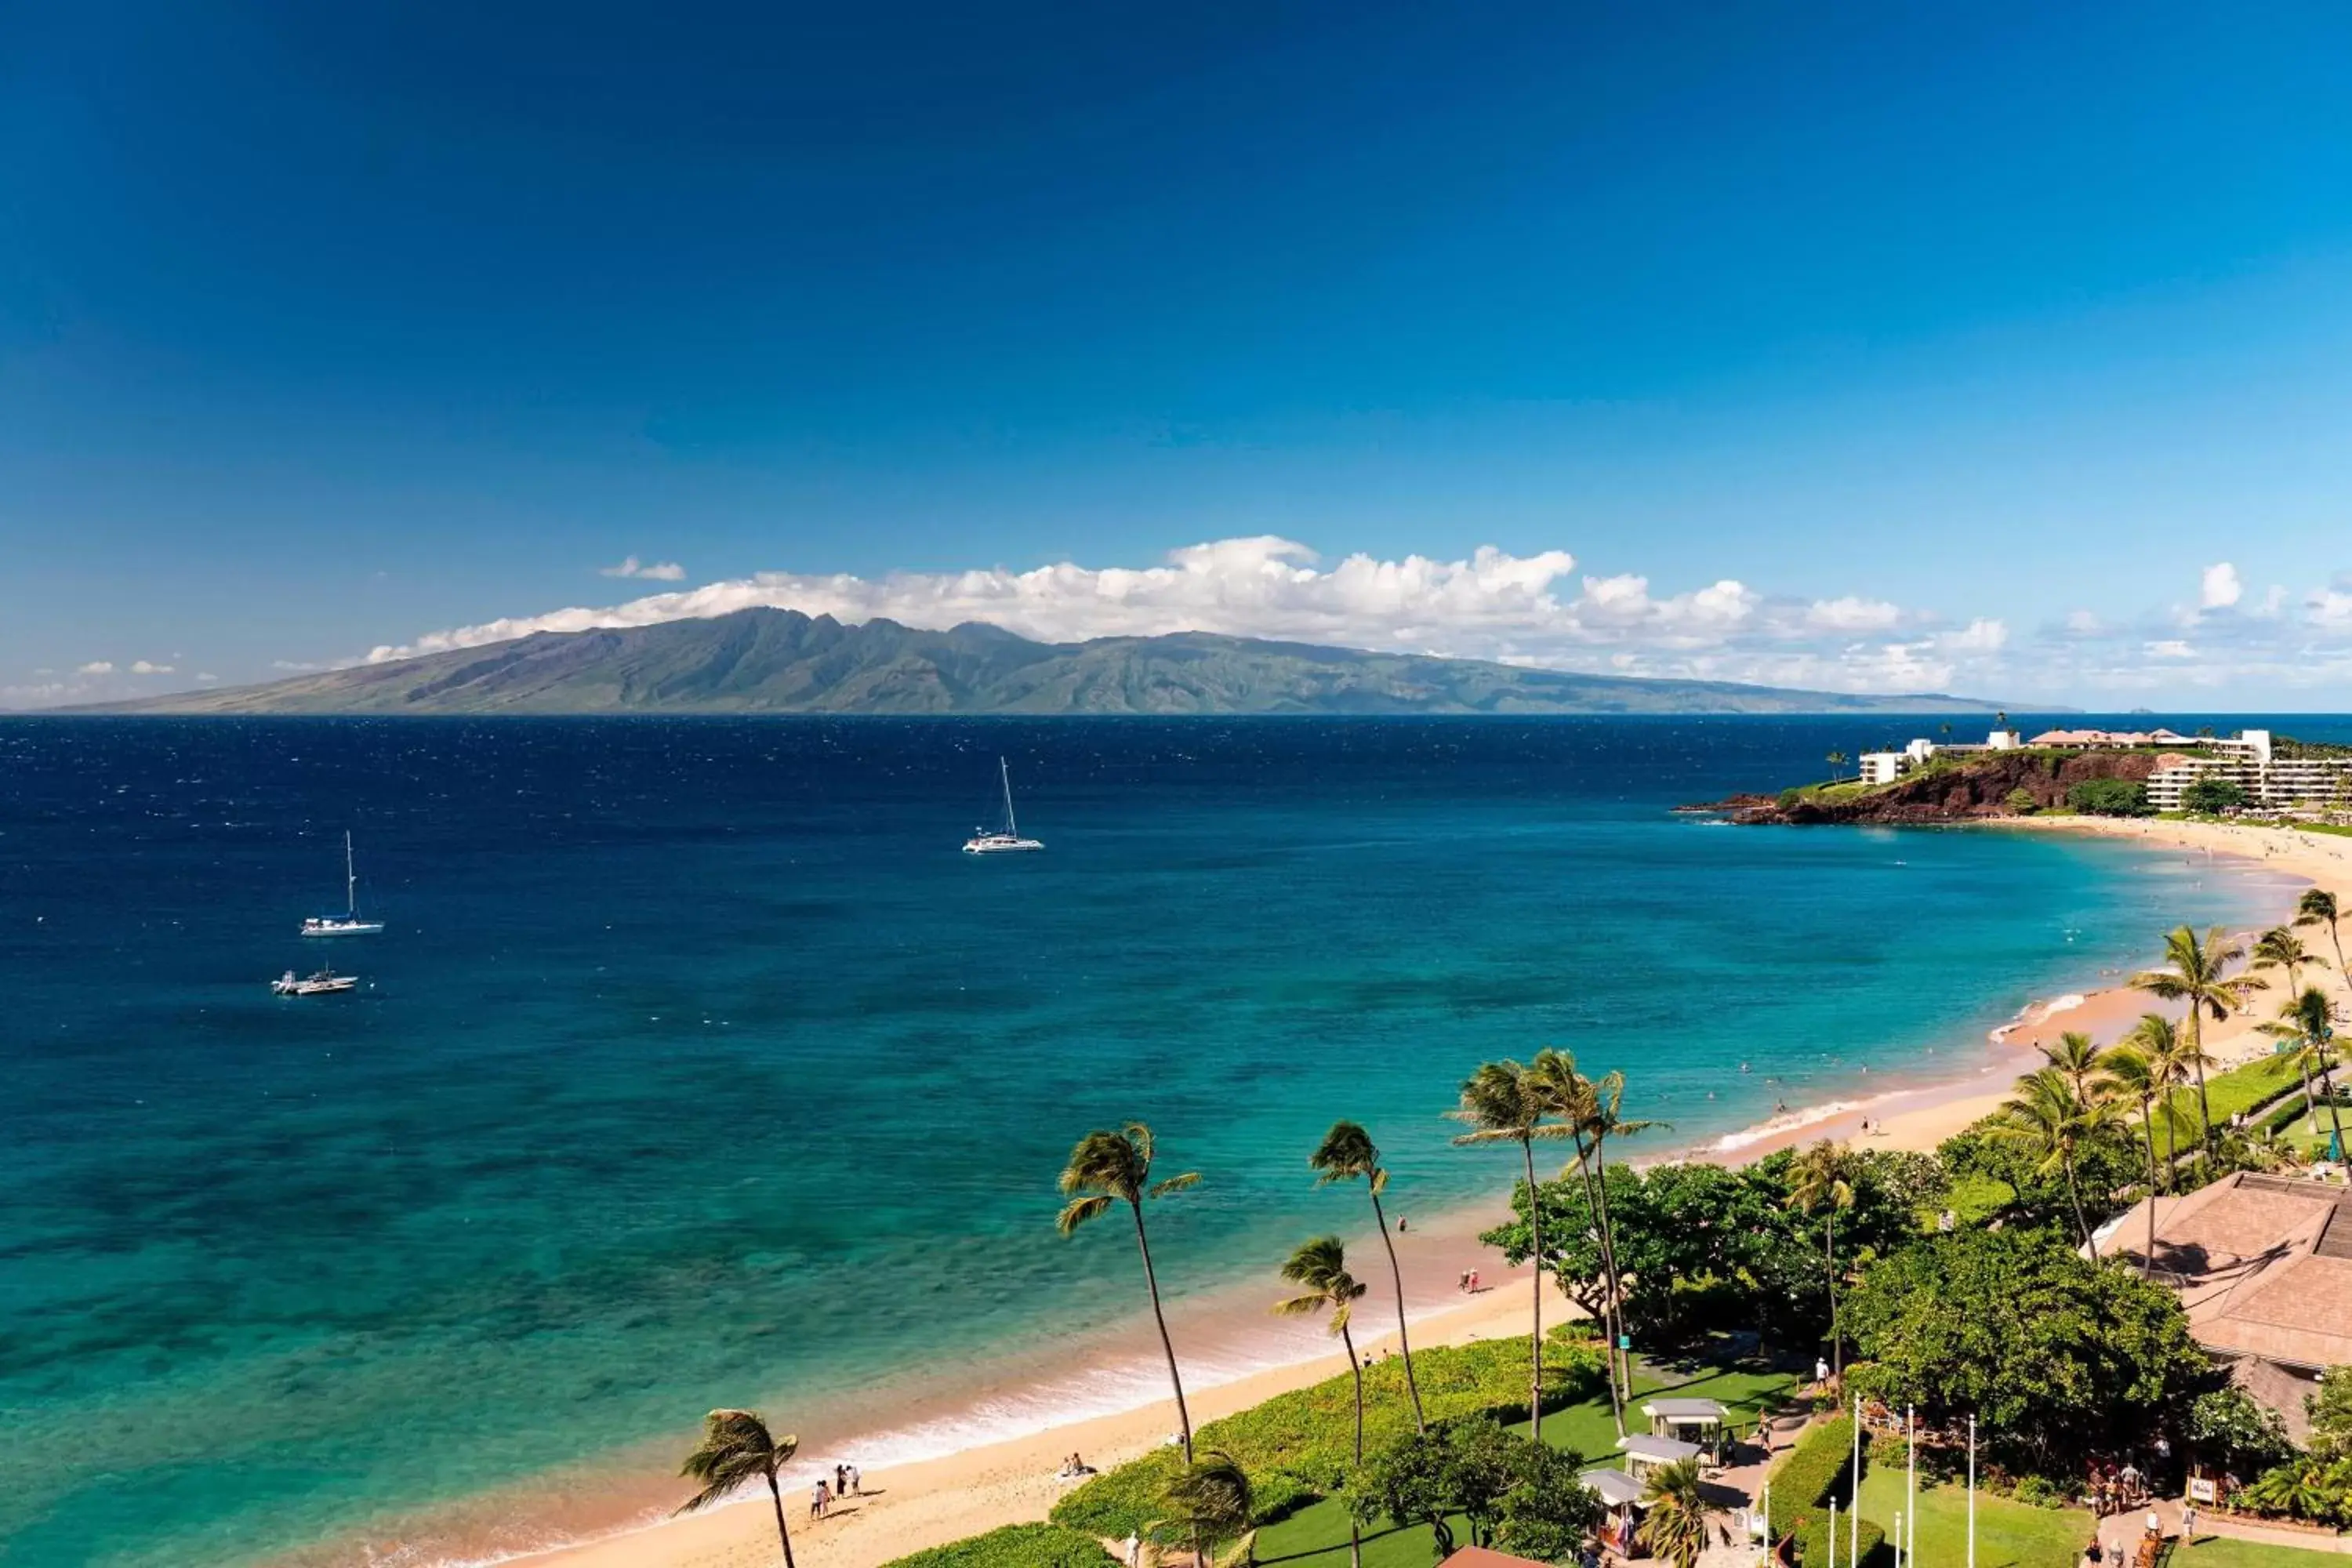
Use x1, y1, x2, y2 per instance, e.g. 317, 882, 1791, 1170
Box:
301, 831, 386, 937
962, 757, 1044, 854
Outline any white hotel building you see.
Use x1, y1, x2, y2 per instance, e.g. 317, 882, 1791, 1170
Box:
2139, 730, 2352, 813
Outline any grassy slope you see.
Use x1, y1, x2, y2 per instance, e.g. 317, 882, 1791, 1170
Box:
1853, 1469, 2090, 1568
1250, 1361, 1796, 1566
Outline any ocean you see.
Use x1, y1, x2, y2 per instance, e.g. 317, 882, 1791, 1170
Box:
0, 714, 2327, 1567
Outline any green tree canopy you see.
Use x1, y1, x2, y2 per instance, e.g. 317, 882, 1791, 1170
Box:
1844, 1226, 2212, 1474
2183, 778, 2249, 814
2067, 777, 2153, 816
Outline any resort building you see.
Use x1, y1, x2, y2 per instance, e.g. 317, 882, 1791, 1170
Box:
1853, 728, 2016, 786
2099, 1171, 2352, 1439
2027, 728, 2205, 749
1857, 751, 1904, 786
2140, 730, 2352, 812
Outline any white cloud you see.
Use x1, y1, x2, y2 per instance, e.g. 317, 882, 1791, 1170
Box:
1805, 596, 1903, 633
2200, 562, 2242, 610
2310, 589, 2352, 628
77, 661, 114, 675
1936, 619, 2009, 654
2144, 639, 2197, 659
129, 660, 174, 675
601, 555, 687, 581
2063, 610, 2105, 635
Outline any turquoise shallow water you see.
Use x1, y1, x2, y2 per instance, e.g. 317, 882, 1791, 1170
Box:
0, 715, 2327, 1566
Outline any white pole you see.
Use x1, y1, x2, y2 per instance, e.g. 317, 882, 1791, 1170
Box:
1830, 1499, 1838, 1568
1968, 1414, 1977, 1568
1907, 1405, 1918, 1568
1894, 1510, 1904, 1568
1851, 1394, 1863, 1568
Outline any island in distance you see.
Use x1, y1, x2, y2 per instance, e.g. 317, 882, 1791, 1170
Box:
74, 608, 2028, 717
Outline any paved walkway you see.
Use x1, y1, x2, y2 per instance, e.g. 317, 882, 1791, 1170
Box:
2137, 1496, 2352, 1558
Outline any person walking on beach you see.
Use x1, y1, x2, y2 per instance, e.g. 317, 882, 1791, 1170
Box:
835, 1464, 848, 1500
1123, 1531, 1142, 1568
849, 1463, 861, 1495
811, 1479, 829, 1519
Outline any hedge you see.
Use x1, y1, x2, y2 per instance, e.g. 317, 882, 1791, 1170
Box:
1048, 1335, 1606, 1538
1767, 1416, 1886, 1567
880, 1523, 1117, 1568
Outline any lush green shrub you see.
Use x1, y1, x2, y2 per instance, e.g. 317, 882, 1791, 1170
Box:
1768, 1416, 1883, 1567
2011, 1474, 2069, 1508
1050, 1336, 1602, 1537
881, 1523, 1116, 1568
1795, 1510, 1886, 1568
2003, 787, 2037, 812
2067, 778, 2152, 817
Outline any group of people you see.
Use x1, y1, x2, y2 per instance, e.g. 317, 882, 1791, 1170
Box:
2086, 1459, 2152, 1519
1054, 1452, 1096, 1481
808, 1462, 862, 1519
1455, 1268, 1482, 1293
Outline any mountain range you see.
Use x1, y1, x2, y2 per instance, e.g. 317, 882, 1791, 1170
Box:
73, 609, 2020, 716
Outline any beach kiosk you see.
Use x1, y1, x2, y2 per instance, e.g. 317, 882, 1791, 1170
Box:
1583, 1466, 1650, 1557
1617, 1432, 1707, 1479
1642, 1396, 1730, 1463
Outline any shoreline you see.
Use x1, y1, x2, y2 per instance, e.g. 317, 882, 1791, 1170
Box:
324, 817, 2352, 1568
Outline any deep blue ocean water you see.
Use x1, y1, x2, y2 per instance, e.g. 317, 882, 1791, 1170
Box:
2, 714, 2336, 1567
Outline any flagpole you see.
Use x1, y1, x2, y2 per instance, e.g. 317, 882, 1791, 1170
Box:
1851, 1393, 1863, 1568
1830, 1499, 1839, 1568
1907, 1404, 1918, 1568
1968, 1413, 1978, 1568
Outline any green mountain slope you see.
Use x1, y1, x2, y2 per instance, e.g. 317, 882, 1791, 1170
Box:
74, 609, 2018, 715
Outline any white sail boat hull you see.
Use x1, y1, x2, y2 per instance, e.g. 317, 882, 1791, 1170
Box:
962, 757, 1044, 853
301, 831, 385, 936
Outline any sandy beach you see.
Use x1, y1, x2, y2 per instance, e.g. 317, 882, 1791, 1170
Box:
484, 817, 2352, 1568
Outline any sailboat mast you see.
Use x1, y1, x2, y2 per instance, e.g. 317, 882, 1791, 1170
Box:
344, 832, 358, 919
1000, 758, 1018, 837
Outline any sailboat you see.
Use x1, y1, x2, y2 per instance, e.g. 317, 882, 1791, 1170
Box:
301, 832, 387, 936
962, 757, 1045, 854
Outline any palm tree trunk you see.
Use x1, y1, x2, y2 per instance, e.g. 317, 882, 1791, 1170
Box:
1825, 1210, 1841, 1381
2323, 1061, 2347, 1162
1343, 1319, 1365, 1568
1567, 1131, 1628, 1436
1129, 1199, 1194, 1462
1590, 1137, 1634, 1417
2299, 1057, 2319, 1136
764, 1472, 798, 1568
1366, 1186, 1425, 1430
2139, 1099, 2160, 1279
2065, 1156, 2097, 1258
1521, 1135, 1544, 1439
2161, 1089, 2179, 1189
2190, 1007, 2216, 1163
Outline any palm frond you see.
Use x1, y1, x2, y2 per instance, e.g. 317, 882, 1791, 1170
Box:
1150, 1171, 1202, 1197
1057, 1194, 1115, 1235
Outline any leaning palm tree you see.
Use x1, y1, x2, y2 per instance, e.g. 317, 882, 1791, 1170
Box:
1275, 1237, 1367, 1568
2298, 889, 2348, 978
1993, 1066, 2114, 1255
1526, 1050, 1628, 1432
1551, 1057, 1657, 1424
1636, 1456, 1712, 1568
2134, 925, 2264, 1161
1786, 1140, 1857, 1379
1450, 1056, 1575, 1438
1058, 1123, 1203, 1461
1159, 1450, 1255, 1567
2122, 1011, 2205, 1179
1308, 1121, 1423, 1428
2096, 1045, 2167, 1277
677, 1409, 801, 1568
2261, 988, 2348, 1163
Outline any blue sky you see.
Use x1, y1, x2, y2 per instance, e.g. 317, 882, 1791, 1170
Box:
6, 1, 2352, 706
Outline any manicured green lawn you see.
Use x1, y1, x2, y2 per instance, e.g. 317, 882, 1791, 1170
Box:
1253, 1360, 1797, 1566
2174, 1534, 2351, 1568
1853, 1471, 2090, 1568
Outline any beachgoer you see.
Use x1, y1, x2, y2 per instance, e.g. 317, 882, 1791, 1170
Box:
1397, 1215, 1407, 1232
835, 1464, 848, 1499
2147, 1509, 2161, 1537
1124, 1533, 1142, 1568
1816, 1357, 1831, 1388
811, 1480, 829, 1519
2181, 1504, 2198, 1541
1459, 1269, 1470, 1293
849, 1463, 861, 1494
1468, 1269, 1479, 1292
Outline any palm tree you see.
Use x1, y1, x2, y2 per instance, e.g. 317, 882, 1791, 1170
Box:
2262, 988, 2348, 1162
1308, 1121, 1423, 1428
1525, 1050, 1628, 1432
1826, 750, 1849, 780
1548, 1057, 1656, 1425
2254, 926, 2331, 1003
677, 1409, 801, 1568
2096, 1045, 2166, 1277
1636, 1456, 1712, 1568
1275, 1237, 1367, 1568
2298, 889, 2348, 978
1450, 1056, 1575, 1438
2134, 925, 2264, 1161
2122, 1011, 2205, 1181
1058, 1123, 1203, 1461
2039, 1030, 2104, 1105
1786, 1141, 1857, 1379
1160, 1451, 1254, 1567
1993, 1066, 2114, 1255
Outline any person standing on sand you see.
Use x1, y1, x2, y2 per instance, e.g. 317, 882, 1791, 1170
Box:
1123, 1531, 1142, 1567
849, 1463, 861, 1495
835, 1464, 847, 1500
811, 1479, 829, 1519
